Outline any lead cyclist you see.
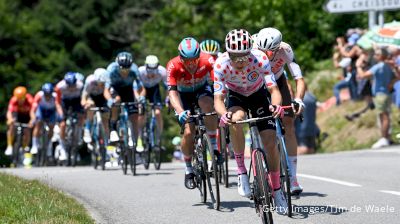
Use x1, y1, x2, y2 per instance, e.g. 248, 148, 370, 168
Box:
256, 27, 306, 195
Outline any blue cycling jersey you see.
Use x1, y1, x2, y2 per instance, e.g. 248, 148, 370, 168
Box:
106, 62, 142, 91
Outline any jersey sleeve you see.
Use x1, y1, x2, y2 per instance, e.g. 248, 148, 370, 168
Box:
284, 44, 303, 80
7, 97, 17, 113
213, 62, 227, 96
54, 82, 62, 102
166, 60, 178, 91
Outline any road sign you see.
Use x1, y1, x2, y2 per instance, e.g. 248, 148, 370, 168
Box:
324, 0, 400, 13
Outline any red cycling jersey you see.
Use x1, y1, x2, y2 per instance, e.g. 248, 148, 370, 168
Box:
167, 53, 214, 93
7, 94, 34, 114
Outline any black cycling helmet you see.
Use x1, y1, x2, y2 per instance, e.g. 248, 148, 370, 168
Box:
115, 52, 133, 68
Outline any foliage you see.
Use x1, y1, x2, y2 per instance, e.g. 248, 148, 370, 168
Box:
0, 172, 94, 223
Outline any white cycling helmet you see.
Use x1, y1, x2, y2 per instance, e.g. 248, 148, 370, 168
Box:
94, 68, 108, 83
225, 29, 252, 54
145, 55, 159, 69
257, 27, 282, 52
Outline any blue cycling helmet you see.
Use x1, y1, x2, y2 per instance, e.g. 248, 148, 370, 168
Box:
64, 72, 77, 86
178, 37, 200, 59
42, 83, 54, 95
116, 52, 133, 68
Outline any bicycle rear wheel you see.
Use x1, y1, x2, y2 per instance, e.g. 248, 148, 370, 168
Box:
278, 137, 292, 217
202, 133, 220, 210
254, 150, 273, 224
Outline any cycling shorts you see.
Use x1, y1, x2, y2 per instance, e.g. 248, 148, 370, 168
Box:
227, 85, 275, 132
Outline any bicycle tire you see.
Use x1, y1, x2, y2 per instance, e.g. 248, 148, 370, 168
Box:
202, 133, 220, 210
152, 122, 161, 170
12, 134, 22, 167
99, 123, 107, 171
128, 121, 136, 176
254, 150, 274, 224
118, 122, 128, 175
218, 127, 229, 188
142, 126, 151, 170
193, 141, 207, 203
278, 137, 292, 217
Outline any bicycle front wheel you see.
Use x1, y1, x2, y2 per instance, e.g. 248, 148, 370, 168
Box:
202, 133, 220, 210
142, 126, 150, 170
278, 137, 292, 217
12, 135, 22, 167
127, 121, 136, 176
254, 150, 274, 224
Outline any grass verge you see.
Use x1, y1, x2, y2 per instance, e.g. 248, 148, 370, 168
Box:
0, 172, 94, 224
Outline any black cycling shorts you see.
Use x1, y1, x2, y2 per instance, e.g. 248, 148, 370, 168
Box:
145, 84, 162, 107
112, 85, 138, 115
227, 85, 275, 132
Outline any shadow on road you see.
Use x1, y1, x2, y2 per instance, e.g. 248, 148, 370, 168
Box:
192, 200, 253, 213
290, 204, 348, 219
292, 192, 328, 200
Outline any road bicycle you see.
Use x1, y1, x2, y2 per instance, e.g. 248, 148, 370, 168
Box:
181, 108, 220, 210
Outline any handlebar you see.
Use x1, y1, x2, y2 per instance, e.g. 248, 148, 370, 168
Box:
179, 111, 217, 134
230, 115, 274, 124
89, 107, 108, 112
13, 122, 31, 128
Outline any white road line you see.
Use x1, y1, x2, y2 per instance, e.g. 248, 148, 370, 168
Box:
380, 190, 400, 196
298, 173, 362, 187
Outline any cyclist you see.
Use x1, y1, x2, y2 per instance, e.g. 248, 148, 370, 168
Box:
167, 37, 220, 190
214, 29, 287, 214
200, 39, 221, 60
105, 52, 146, 150
31, 83, 64, 160
256, 27, 306, 195
138, 55, 167, 146
81, 68, 110, 144
200, 39, 220, 85
5, 86, 35, 156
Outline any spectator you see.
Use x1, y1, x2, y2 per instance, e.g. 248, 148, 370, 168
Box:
336, 32, 363, 101
295, 87, 319, 154
356, 47, 395, 148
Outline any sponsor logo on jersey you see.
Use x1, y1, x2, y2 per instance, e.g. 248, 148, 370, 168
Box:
213, 82, 223, 92
247, 71, 259, 82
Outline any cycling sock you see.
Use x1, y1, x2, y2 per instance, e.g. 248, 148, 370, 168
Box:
32, 137, 38, 147
270, 171, 281, 191
206, 130, 218, 151
184, 156, 193, 174
234, 152, 247, 174
288, 156, 298, 181
7, 135, 13, 146
85, 119, 91, 130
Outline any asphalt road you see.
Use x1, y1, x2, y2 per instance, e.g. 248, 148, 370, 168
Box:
2, 146, 400, 224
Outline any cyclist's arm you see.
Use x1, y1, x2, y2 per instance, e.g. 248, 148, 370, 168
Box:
294, 77, 306, 100
269, 86, 282, 105
214, 94, 227, 116
104, 87, 113, 101
6, 99, 16, 122
55, 100, 64, 118
81, 88, 89, 107
168, 90, 184, 114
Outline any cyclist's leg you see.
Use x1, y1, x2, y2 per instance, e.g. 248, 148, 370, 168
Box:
150, 85, 163, 138
5, 113, 16, 154
175, 92, 197, 189
278, 75, 302, 191
18, 113, 31, 150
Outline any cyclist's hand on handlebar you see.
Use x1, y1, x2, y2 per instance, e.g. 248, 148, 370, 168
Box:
219, 112, 232, 127
269, 105, 284, 118
178, 110, 191, 125
291, 98, 305, 115
107, 99, 114, 108
28, 119, 35, 128
138, 95, 146, 104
